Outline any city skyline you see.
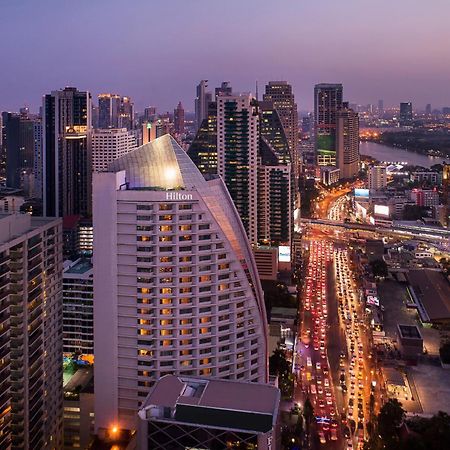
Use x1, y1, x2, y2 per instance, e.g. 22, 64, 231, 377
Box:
1, 0, 450, 112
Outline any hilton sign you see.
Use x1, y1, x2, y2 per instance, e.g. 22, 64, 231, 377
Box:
166, 192, 193, 201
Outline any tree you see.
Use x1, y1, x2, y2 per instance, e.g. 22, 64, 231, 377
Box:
370, 259, 388, 278
303, 396, 314, 437
269, 349, 290, 376
439, 341, 450, 364
377, 399, 405, 450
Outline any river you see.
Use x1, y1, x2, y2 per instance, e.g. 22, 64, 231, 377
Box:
359, 141, 447, 169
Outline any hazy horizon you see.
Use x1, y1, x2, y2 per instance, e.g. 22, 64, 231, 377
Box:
1, 0, 449, 113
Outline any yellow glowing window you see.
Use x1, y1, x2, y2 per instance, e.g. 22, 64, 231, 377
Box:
139, 329, 152, 335
180, 349, 192, 356
138, 319, 152, 325
179, 225, 191, 231
179, 256, 191, 262
200, 316, 211, 324
200, 327, 210, 334
140, 287, 150, 294
181, 339, 191, 346
179, 277, 192, 283
162, 340, 172, 347
180, 319, 192, 325
199, 275, 211, 283
180, 288, 192, 293
181, 329, 192, 335
160, 257, 172, 263
160, 319, 172, 326
161, 308, 172, 315
218, 263, 229, 270
160, 329, 172, 336
159, 204, 173, 211
161, 288, 172, 295
218, 284, 229, 291
181, 360, 192, 367
159, 236, 173, 242
138, 349, 153, 356
179, 298, 191, 304
138, 235, 151, 242
140, 298, 150, 304
201, 368, 212, 375
201, 358, 210, 365
159, 225, 173, 231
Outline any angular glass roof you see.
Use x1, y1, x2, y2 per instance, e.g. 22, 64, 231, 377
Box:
107, 134, 206, 190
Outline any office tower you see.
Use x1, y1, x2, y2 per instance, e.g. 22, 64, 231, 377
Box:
63, 258, 94, 356
263, 81, 299, 176
43, 87, 92, 217
91, 128, 137, 172
119, 96, 134, 130
2, 110, 37, 189
173, 101, 185, 134
91, 105, 99, 129
258, 101, 293, 245
144, 106, 157, 122
368, 165, 387, 191
399, 102, 413, 126
425, 103, 432, 116
33, 119, 43, 198
215, 81, 233, 98
378, 99, 384, 115
93, 135, 268, 434
217, 93, 259, 243
314, 83, 343, 166
0, 213, 63, 450
98, 93, 121, 128
195, 80, 212, 130
187, 100, 217, 176
142, 118, 173, 144
336, 105, 360, 179
137, 375, 280, 450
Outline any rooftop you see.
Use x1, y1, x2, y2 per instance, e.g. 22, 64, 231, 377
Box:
407, 270, 450, 321
139, 375, 280, 434
398, 324, 422, 340
64, 258, 93, 275
107, 134, 206, 190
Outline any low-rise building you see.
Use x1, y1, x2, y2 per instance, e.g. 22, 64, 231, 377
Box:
137, 375, 280, 450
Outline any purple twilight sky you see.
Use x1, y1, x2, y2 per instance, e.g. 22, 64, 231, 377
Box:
1, 0, 449, 113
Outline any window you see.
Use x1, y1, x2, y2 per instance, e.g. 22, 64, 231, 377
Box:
137, 225, 153, 231
199, 224, 210, 230
198, 275, 211, 283
179, 214, 192, 220
159, 236, 173, 242
160, 256, 173, 263
179, 256, 191, 262
159, 215, 173, 221
160, 288, 172, 294
159, 204, 173, 211
159, 246, 173, 252
179, 277, 192, 283
137, 204, 152, 210
179, 246, 192, 252
199, 245, 211, 251
179, 204, 192, 210
179, 235, 192, 242
137, 215, 152, 221
179, 225, 191, 231
199, 234, 211, 241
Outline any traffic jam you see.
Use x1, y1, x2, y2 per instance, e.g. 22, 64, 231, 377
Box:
297, 240, 339, 444
335, 248, 372, 450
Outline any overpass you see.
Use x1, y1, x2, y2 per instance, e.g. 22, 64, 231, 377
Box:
300, 218, 450, 241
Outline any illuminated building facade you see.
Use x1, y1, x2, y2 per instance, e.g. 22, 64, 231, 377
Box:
43, 87, 92, 217
336, 105, 360, 179
0, 213, 63, 450
93, 135, 268, 434
314, 83, 343, 166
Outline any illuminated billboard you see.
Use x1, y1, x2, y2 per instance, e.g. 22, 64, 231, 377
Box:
279, 246, 291, 262
374, 204, 390, 217
354, 188, 370, 198
366, 295, 380, 306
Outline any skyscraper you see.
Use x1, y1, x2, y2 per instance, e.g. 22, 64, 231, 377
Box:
377, 99, 384, 115
2, 109, 37, 189
336, 105, 360, 179
93, 135, 268, 434
173, 101, 185, 134
119, 96, 134, 130
368, 165, 387, 191
399, 102, 413, 126
263, 81, 299, 180
98, 93, 121, 129
0, 213, 63, 450
43, 87, 92, 217
195, 80, 212, 130
91, 128, 137, 172
217, 93, 259, 243
314, 83, 343, 166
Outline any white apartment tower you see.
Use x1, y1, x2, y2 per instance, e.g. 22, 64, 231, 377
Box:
0, 213, 63, 450
336, 107, 360, 179
368, 165, 387, 191
91, 128, 137, 172
93, 135, 268, 435
216, 93, 259, 244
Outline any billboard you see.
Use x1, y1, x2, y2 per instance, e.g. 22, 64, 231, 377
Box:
354, 188, 370, 198
374, 204, 390, 217
367, 295, 380, 306
279, 246, 291, 262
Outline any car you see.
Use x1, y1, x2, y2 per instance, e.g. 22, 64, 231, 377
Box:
310, 384, 317, 394
319, 431, 326, 444
331, 429, 338, 441
316, 362, 321, 370
324, 378, 330, 387
307, 357, 312, 367
347, 440, 353, 449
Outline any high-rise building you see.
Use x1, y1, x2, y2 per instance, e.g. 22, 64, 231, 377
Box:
2, 110, 37, 190
63, 258, 94, 356
91, 128, 137, 172
378, 99, 384, 115
217, 93, 259, 243
33, 119, 43, 198
0, 213, 63, 450
187, 100, 217, 175
215, 81, 233, 98
98, 93, 121, 129
314, 83, 343, 166
368, 165, 387, 191
399, 102, 413, 126
119, 96, 134, 130
43, 87, 92, 217
173, 101, 185, 134
425, 103, 432, 116
336, 105, 360, 179
93, 135, 268, 434
144, 106, 157, 122
263, 81, 299, 179
195, 80, 212, 130
142, 118, 173, 144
